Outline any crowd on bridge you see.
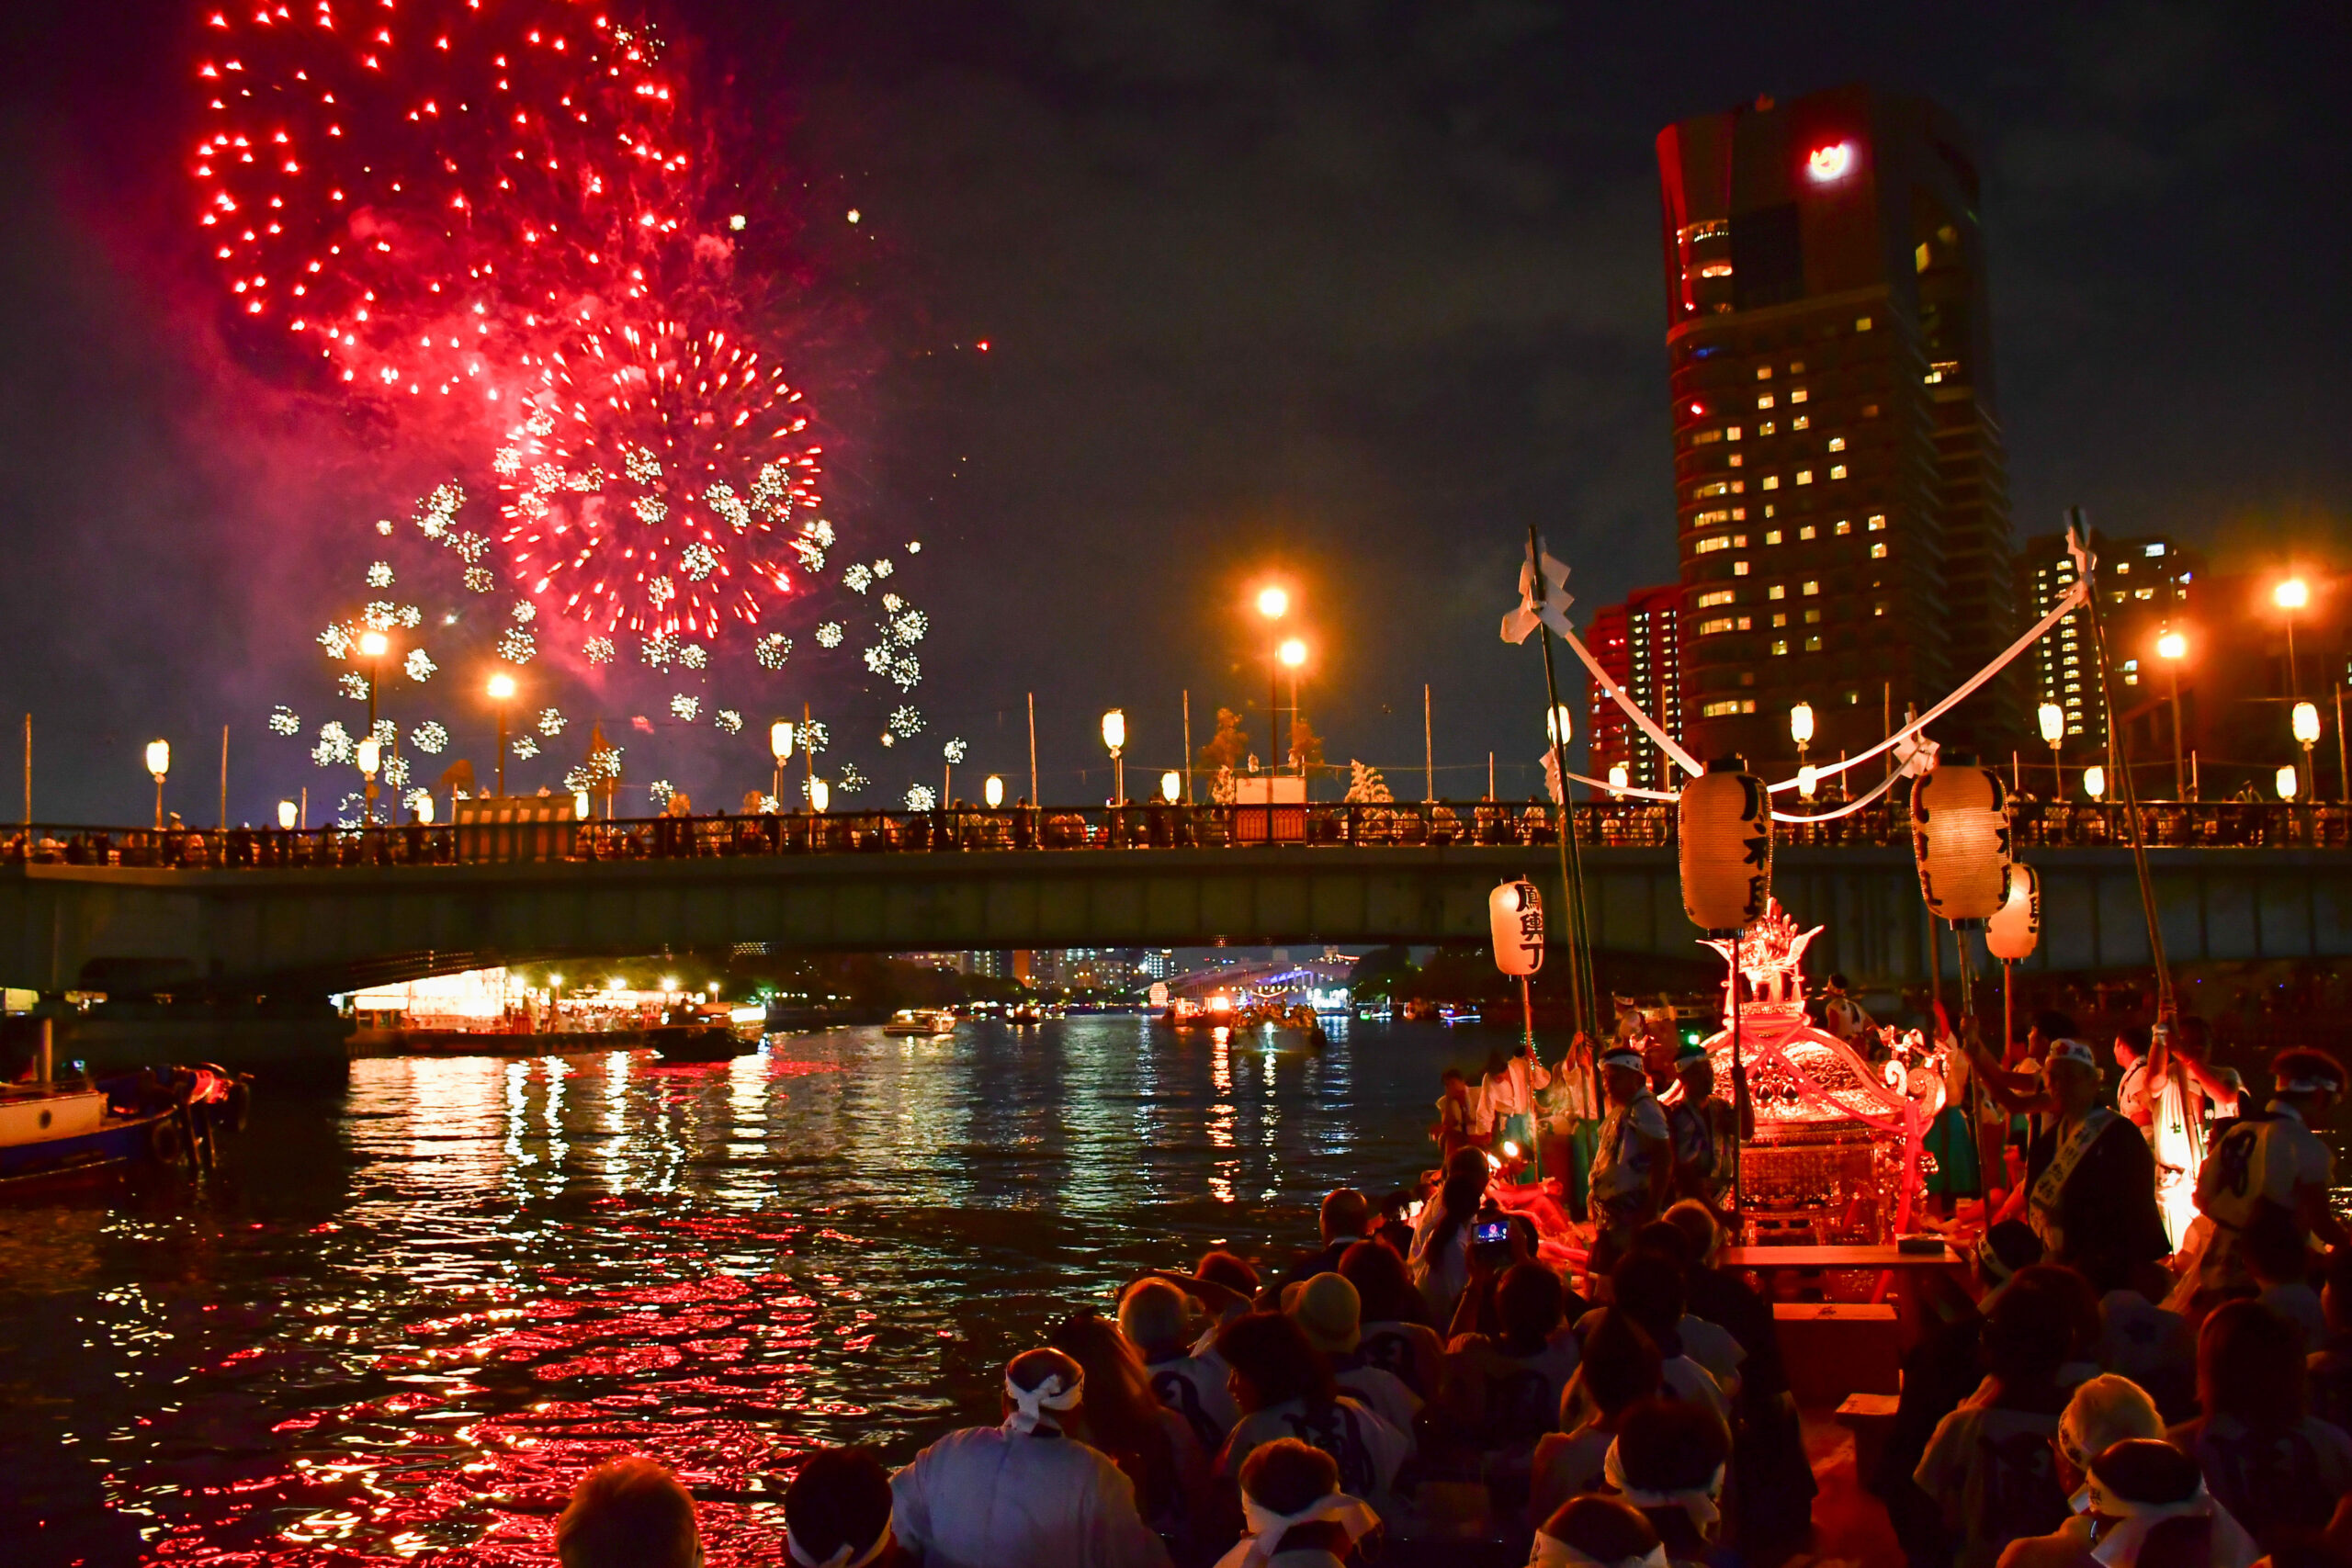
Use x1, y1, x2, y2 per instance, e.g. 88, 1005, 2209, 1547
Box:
538, 990, 2352, 1568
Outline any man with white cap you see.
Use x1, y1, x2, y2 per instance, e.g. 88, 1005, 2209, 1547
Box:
1281, 1272, 1421, 1446
891, 1347, 1171, 1568
2024, 1039, 2169, 1291
2193, 1047, 2347, 1301
1587, 1043, 1673, 1277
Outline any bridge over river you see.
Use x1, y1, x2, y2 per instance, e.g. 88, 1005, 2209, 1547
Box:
2, 800, 2348, 997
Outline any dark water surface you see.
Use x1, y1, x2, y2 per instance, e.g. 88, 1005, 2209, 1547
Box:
0, 1017, 1496, 1566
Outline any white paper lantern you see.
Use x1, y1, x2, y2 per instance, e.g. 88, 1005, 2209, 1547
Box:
1912, 759, 2010, 924
1679, 760, 1772, 934
1489, 879, 1544, 976
1985, 862, 2041, 961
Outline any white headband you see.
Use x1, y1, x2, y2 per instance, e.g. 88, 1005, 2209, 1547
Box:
786, 1527, 894, 1568
1603, 1441, 1724, 1536
1004, 1368, 1083, 1433
1531, 1535, 1670, 1568
1237, 1492, 1378, 1565
2278, 1076, 2341, 1096
2083, 1474, 2258, 1568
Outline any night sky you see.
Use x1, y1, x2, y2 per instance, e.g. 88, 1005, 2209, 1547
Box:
0, 1, 2345, 823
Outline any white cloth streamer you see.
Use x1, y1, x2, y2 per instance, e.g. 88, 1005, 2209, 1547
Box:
1602, 1440, 1722, 1537
786, 1527, 894, 1568
1004, 1368, 1084, 1433
1529, 1535, 1670, 1568
1233, 1492, 1378, 1566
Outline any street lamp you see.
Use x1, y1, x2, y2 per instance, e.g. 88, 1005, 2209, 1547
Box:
2276, 577, 2310, 699
769, 720, 793, 807
984, 774, 1004, 809
808, 776, 829, 813
2294, 701, 2321, 808
2039, 702, 2065, 798
1256, 585, 1289, 773
1544, 704, 1574, 746
1160, 770, 1182, 804
1102, 708, 1125, 803
485, 671, 517, 796
145, 739, 170, 829
573, 788, 591, 821
1798, 764, 1818, 802
2155, 629, 2188, 800
277, 799, 298, 831
1279, 638, 1310, 773
1607, 762, 1628, 800
1790, 701, 1815, 773
356, 736, 381, 816
2083, 764, 2106, 801
2278, 763, 2301, 802
414, 792, 435, 826
356, 628, 390, 823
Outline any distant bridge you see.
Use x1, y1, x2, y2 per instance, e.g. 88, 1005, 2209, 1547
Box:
3, 801, 2348, 995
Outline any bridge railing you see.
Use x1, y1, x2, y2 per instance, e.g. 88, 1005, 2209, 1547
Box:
3, 797, 2347, 870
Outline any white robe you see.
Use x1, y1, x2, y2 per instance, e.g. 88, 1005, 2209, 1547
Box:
891, 1420, 1173, 1568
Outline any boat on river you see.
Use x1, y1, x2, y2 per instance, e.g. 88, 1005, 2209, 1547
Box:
647, 1024, 756, 1062
1, 1046, 250, 1189
882, 1008, 957, 1037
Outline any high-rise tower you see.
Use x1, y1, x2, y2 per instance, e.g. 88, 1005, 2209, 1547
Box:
1657, 85, 2015, 770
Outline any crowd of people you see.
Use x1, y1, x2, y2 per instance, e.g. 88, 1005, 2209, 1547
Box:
539, 1011, 2352, 1568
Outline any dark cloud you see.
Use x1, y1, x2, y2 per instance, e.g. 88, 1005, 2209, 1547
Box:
0, 0, 2344, 819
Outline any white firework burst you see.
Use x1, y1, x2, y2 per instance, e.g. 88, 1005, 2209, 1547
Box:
944, 738, 967, 764
496, 627, 536, 664
881, 592, 903, 613
585, 637, 616, 665
893, 610, 928, 644
837, 761, 866, 793
511, 601, 537, 624
715, 709, 743, 735
680, 644, 709, 671
642, 631, 679, 669
404, 649, 437, 682
313, 721, 353, 766
890, 654, 922, 690
366, 561, 394, 588
755, 633, 792, 670
338, 672, 370, 701
888, 706, 924, 738
815, 622, 843, 649
680, 542, 718, 581
512, 737, 540, 761
872, 558, 894, 580
537, 708, 566, 737
411, 721, 450, 755
842, 563, 873, 594
670, 694, 701, 722
648, 779, 674, 807
463, 567, 495, 593
268, 705, 301, 737
318, 624, 353, 659
904, 784, 936, 811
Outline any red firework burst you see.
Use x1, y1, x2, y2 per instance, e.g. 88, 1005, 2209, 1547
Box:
193, 0, 826, 647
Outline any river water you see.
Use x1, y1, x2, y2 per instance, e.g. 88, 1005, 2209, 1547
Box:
0, 1017, 1502, 1566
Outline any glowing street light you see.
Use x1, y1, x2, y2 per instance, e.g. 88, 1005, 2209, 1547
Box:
1279, 637, 1307, 669
1256, 586, 1291, 773
1606, 762, 1628, 799
2156, 629, 2188, 799
485, 671, 517, 796
145, 739, 170, 830
984, 774, 1004, 809
1790, 700, 1815, 773
1160, 770, 1182, 804
356, 737, 381, 807
277, 799, 298, 831
1102, 708, 1125, 803
413, 792, 435, 826
2039, 701, 2065, 798
2278, 764, 2301, 802
1256, 586, 1289, 621
2083, 764, 2107, 802
354, 629, 392, 824
1544, 705, 1574, 746
2275, 577, 2311, 699
770, 719, 794, 807
808, 776, 829, 813
2294, 701, 2321, 807
1798, 764, 1818, 802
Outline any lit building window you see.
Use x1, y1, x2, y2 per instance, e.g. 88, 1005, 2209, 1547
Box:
1834, 520, 1851, 536
1697, 589, 1736, 608
1758, 394, 1776, 410
1733, 561, 1751, 576
1699, 617, 1734, 637
1792, 416, 1809, 430
1759, 421, 1777, 435
1768, 638, 1787, 656
1826, 436, 1845, 451
1804, 608, 1822, 625
1769, 584, 1787, 600
1829, 465, 1848, 479
1791, 389, 1808, 404
1869, 542, 1889, 559
1761, 476, 1780, 491
1867, 514, 1887, 530
1856, 316, 1872, 331
1694, 534, 1740, 555
1873, 601, 1890, 616
1796, 470, 1814, 485
1726, 426, 1742, 440
1694, 509, 1733, 525
1728, 454, 1744, 468
1804, 634, 1822, 652
1801, 580, 1821, 596
1690, 429, 1723, 446
1799, 525, 1817, 540
1757, 367, 1773, 381
1771, 612, 1789, 627
1701, 698, 1756, 718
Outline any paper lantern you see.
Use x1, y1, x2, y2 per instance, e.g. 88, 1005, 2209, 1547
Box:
1985, 862, 2041, 961
1912, 759, 2010, 924
1489, 879, 1544, 976
1679, 759, 1771, 934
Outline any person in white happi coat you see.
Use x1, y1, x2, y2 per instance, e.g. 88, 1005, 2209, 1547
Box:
1210, 1438, 1380, 1568
891, 1348, 1172, 1568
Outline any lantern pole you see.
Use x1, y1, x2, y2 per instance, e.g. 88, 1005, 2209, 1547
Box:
1528, 526, 1598, 1039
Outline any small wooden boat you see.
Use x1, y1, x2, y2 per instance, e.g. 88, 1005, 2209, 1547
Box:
882, 1009, 956, 1038
1, 1056, 250, 1188
647, 1023, 755, 1063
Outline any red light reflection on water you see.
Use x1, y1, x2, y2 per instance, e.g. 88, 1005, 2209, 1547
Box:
115, 1209, 878, 1564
